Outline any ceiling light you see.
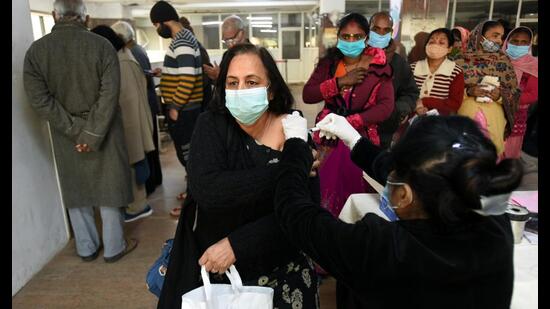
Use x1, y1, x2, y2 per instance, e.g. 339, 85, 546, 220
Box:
260, 29, 277, 33
252, 24, 273, 28
247, 17, 273, 20
202, 21, 222, 26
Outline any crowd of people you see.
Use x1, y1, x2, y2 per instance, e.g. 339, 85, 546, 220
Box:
22, 0, 537, 308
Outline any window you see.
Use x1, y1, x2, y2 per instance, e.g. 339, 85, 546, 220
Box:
282, 30, 301, 59
520, 0, 537, 18
30, 12, 55, 40
345, 0, 379, 19
250, 13, 278, 48
281, 13, 301, 27
492, 0, 520, 30
198, 15, 221, 49
454, 0, 490, 31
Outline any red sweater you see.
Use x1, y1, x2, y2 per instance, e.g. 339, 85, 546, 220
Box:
411, 59, 464, 115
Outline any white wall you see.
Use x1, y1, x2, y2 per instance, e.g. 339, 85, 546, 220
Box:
28, 1, 132, 19
12, 0, 68, 296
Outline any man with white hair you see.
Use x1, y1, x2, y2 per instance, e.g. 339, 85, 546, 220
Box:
23, 0, 137, 263
202, 15, 250, 81
111, 21, 164, 197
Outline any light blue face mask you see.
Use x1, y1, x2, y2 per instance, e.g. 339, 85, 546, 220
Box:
506, 43, 530, 59
367, 31, 391, 49
379, 180, 407, 222
337, 39, 366, 58
225, 87, 269, 125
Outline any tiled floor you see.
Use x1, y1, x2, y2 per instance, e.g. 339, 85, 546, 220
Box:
11, 84, 536, 308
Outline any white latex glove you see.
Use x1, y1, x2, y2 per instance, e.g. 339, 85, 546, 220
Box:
316, 113, 362, 149
282, 111, 308, 141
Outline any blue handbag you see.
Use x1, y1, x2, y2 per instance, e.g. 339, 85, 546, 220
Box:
146, 238, 174, 297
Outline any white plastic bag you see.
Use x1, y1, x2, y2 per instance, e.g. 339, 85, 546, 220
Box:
181, 265, 274, 309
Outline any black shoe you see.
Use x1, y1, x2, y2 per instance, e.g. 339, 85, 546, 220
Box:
104, 238, 138, 263
80, 245, 103, 262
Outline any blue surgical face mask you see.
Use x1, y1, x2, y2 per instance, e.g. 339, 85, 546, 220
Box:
379, 180, 406, 221
225, 87, 269, 125
367, 31, 392, 49
337, 39, 366, 58
506, 43, 530, 59
481, 36, 501, 53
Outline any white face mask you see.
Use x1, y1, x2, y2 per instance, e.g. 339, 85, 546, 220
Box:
425, 44, 449, 59
225, 87, 270, 125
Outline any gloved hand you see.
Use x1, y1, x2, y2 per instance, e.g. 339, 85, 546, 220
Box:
315, 113, 362, 149
282, 111, 308, 142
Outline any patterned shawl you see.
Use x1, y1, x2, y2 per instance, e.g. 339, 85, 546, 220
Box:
502, 26, 538, 82
455, 20, 520, 137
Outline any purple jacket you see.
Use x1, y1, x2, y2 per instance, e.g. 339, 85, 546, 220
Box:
303, 57, 395, 127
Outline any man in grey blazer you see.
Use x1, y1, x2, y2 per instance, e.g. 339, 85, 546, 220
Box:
23, 0, 137, 263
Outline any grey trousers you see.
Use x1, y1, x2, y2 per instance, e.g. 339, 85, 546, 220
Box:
68, 206, 126, 258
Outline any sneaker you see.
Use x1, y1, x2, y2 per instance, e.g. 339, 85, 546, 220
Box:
104, 238, 138, 263
124, 205, 153, 223
80, 245, 103, 262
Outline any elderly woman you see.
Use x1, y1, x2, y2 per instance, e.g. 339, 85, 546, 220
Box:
303, 12, 394, 218
278, 112, 523, 308
411, 28, 464, 116
91, 26, 155, 222
455, 20, 520, 156
502, 27, 538, 159
158, 43, 319, 309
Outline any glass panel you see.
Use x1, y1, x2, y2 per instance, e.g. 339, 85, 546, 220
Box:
520, 0, 538, 18
345, 0, 379, 18
31, 13, 43, 40
281, 13, 301, 27
382, 0, 391, 11
250, 13, 278, 48
492, 0, 520, 33
454, 0, 490, 31
200, 15, 221, 49
282, 31, 301, 59
43, 15, 55, 35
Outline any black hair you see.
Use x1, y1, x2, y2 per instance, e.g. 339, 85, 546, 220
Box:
508, 27, 533, 41
91, 25, 125, 51
320, 13, 370, 64
425, 28, 455, 48
210, 43, 293, 115
389, 115, 523, 224
451, 28, 461, 41
482, 20, 504, 37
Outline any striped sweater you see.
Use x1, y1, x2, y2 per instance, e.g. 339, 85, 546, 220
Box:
160, 29, 203, 110
411, 58, 465, 115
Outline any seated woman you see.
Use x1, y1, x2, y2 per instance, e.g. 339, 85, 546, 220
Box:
455, 20, 520, 157
277, 112, 523, 308
157, 43, 320, 309
411, 28, 464, 116
302, 12, 394, 218
502, 27, 538, 159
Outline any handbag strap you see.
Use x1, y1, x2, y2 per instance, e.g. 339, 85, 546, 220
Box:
200, 265, 243, 301
200, 266, 213, 301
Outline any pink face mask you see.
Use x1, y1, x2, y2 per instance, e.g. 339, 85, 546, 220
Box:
425, 44, 449, 59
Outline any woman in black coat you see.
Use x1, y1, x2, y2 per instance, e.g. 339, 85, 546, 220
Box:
277, 112, 523, 308
158, 43, 320, 309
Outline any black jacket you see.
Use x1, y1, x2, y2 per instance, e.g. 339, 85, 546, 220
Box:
378, 52, 419, 149
275, 137, 514, 308
158, 111, 319, 309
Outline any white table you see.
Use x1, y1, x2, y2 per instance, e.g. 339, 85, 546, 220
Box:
339, 193, 538, 308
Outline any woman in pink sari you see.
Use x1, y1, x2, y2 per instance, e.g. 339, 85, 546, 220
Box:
449, 26, 470, 60
302, 13, 394, 217
503, 27, 538, 158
